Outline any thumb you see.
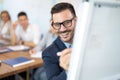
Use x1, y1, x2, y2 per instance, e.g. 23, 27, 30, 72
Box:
61, 48, 72, 56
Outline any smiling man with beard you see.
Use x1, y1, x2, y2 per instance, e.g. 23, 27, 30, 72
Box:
42, 2, 77, 80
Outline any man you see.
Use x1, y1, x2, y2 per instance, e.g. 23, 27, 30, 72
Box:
12, 12, 41, 47
42, 2, 77, 80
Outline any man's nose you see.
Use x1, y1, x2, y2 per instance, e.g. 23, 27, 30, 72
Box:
59, 24, 67, 32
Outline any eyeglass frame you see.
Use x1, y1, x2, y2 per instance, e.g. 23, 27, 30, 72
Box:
51, 17, 75, 30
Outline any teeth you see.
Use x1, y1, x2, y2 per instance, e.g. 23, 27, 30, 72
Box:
61, 32, 69, 37
62, 32, 68, 35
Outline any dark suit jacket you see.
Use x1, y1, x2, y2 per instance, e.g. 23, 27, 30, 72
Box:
42, 37, 67, 80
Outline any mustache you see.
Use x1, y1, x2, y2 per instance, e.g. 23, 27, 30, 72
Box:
58, 30, 71, 34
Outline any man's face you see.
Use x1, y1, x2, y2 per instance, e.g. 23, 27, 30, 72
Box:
52, 9, 77, 43
18, 15, 29, 28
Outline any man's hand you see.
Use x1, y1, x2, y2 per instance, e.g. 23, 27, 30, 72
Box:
59, 48, 71, 71
17, 40, 23, 45
12, 21, 19, 30
29, 49, 36, 55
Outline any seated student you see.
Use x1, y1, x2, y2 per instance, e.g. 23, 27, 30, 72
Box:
11, 11, 41, 80
11, 11, 41, 48
0, 11, 15, 80
29, 26, 57, 53
29, 26, 57, 80
0, 10, 12, 40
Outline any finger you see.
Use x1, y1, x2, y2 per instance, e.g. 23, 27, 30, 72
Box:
29, 50, 33, 54
12, 21, 19, 27
60, 48, 72, 56
29, 49, 35, 54
59, 53, 71, 71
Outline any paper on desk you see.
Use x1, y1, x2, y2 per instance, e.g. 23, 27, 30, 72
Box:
8, 45, 30, 51
0, 47, 9, 53
30, 51, 42, 58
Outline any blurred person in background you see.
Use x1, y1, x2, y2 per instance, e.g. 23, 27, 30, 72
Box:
29, 26, 57, 54
11, 11, 41, 48
11, 11, 41, 80
0, 10, 15, 80
29, 26, 57, 80
0, 10, 12, 40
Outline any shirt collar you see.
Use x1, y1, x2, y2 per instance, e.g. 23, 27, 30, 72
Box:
63, 42, 72, 48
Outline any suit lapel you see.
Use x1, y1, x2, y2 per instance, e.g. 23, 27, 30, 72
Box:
54, 37, 67, 51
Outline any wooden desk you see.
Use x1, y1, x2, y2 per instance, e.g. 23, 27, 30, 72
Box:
0, 51, 43, 79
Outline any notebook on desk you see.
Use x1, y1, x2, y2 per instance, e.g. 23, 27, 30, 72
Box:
3, 57, 35, 67
7, 45, 30, 51
0, 47, 11, 54
30, 51, 42, 58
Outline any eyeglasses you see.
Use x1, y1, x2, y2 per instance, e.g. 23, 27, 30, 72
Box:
51, 17, 75, 30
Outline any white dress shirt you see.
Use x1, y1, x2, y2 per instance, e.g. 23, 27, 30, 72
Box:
0, 21, 12, 39
34, 31, 57, 51
15, 24, 41, 45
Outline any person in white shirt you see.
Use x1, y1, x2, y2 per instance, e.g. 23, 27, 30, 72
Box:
12, 12, 41, 48
29, 26, 57, 53
29, 26, 57, 80
0, 10, 12, 40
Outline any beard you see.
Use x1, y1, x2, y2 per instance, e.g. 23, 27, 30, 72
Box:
58, 30, 74, 43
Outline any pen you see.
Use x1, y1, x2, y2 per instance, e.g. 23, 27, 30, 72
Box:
57, 52, 62, 56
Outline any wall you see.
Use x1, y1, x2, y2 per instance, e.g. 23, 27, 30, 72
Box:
3, 0, 54, 34
57, 0, 82, 15
2, 0, 81, 34
0, 0, 3, 11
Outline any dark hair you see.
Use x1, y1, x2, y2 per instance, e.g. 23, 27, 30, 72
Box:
51, 2, 76, 19
0, 10, 11, 20
18, 11, 28, 18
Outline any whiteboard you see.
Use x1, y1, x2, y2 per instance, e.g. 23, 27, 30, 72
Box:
68, 1, 120, 80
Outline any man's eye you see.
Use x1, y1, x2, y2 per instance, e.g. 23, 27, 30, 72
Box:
54, 23, 60, 27
64, 20, 71, 24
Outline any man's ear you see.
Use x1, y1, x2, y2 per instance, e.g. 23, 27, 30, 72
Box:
50, 19, 53, 25
74, 16, 78, 22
